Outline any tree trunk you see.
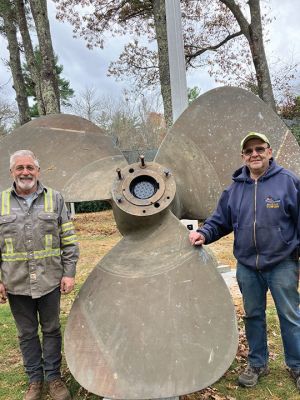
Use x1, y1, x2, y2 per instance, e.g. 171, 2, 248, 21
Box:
152, 0, 173, 127
2, 1, 31, 125
29, 0, 60, 114
248, 0, 276, 110
15, 0, 46, 115
219, 0, 276, 111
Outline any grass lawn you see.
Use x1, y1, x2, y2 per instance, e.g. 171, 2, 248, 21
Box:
0, 211, 299, 399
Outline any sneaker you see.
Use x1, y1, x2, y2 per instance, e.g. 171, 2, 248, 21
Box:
24, 381, 43, 400
290, 369, 300, 391
48, 378, 71, 400
238, 364, 269, 387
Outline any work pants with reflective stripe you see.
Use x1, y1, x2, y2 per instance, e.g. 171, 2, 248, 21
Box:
8, 287, 62, 383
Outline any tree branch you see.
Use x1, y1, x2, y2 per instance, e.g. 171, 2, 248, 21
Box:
185, 30, 243, 65
219, 0, 250, 39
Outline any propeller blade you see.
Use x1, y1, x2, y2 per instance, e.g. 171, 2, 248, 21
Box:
65, 159, 238, 398
0, 114, 127, 201
155, 86, 300, 219
62, 156, 128, 202
65, 210, 238, 399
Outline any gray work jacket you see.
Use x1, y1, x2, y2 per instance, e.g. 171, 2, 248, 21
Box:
0, 183, 79, 298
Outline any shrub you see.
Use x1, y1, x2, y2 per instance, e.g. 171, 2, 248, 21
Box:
74, 200, 111, 213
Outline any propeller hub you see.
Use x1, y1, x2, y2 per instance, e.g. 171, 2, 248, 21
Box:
130, 175, 158, 199
112, 161, 176, 216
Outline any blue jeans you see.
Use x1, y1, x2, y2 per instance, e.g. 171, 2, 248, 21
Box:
8, 287, 62, 383
236, 258, 300, 370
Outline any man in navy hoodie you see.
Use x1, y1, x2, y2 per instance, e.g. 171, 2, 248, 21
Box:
189, 132, 300, 390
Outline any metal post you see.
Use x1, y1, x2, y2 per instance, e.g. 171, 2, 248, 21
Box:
68, 202, 75, 219
165, 0, 188, 123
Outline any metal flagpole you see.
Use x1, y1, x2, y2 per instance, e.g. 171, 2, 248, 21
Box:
165, 0, 188, 123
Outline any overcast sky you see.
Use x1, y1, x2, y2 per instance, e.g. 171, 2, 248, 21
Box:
1, 0, 299, 105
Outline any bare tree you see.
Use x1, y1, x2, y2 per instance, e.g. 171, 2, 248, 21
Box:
152, 0, 172, 126
0, 0, 31, 124
69, 86, 102, 123
69, 87, 166, 150
0, 86, 19, 134
15, 0, 45, 115
219, 0, 276, 110
0, 0, 60, 122
54, 0, 279, 117
29, 0, 60, 113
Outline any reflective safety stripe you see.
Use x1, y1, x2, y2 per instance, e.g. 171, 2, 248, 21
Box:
1, 190, 11, 216
5, 238, 13, 254
0, 187, 64, 263
44, 188, 53, 212
1, 248, 61, 262
45, 234, 53, 250
1, 252, 29, 262
1, 188, 54, 215
33, 248, 61, 259
61, 235, 77, 246
61, 221, 74, 232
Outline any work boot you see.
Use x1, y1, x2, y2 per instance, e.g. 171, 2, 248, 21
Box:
238, 364, 269, 387
48, 378, 71, 400
23, 381, 43, 400
290, 369, 300, 391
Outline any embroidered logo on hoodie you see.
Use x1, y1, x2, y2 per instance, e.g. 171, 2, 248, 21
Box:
265, 196, 280, 209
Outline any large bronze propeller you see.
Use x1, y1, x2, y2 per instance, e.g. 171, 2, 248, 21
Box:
1, 87, 299, 398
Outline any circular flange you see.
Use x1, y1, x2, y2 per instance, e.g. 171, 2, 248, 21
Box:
112, 161, 176, 216
122, 169, 166, 206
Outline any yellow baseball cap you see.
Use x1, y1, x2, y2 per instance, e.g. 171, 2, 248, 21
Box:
241, 132, 270, 150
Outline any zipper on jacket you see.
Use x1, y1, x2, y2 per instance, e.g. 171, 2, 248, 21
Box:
253, 180, 259, 268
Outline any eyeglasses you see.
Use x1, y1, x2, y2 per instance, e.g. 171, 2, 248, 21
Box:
14, 165, 38, 172
242, 146, 269, 156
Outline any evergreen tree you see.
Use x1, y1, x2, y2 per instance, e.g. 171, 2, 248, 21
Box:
22, 48, 74, 117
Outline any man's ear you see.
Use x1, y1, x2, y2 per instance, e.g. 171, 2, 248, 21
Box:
268, 148, 273, 158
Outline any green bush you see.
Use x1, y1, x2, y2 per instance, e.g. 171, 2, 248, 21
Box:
74, 200, 111, 213
291, 125, 300, 145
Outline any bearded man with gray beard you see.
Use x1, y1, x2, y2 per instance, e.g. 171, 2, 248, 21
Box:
0, 150, 79, 400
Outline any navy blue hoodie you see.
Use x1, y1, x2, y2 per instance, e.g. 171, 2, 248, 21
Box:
198, 159, 300, 270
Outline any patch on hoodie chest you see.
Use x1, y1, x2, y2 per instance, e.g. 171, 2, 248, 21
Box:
265, 196, 280, 209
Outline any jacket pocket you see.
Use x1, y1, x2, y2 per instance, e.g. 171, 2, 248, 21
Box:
0, 214, 17, 237
38, 212, 59, 245
277, 227, 291, 245
234, 225, 255, 257
256, 225, 290, 255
